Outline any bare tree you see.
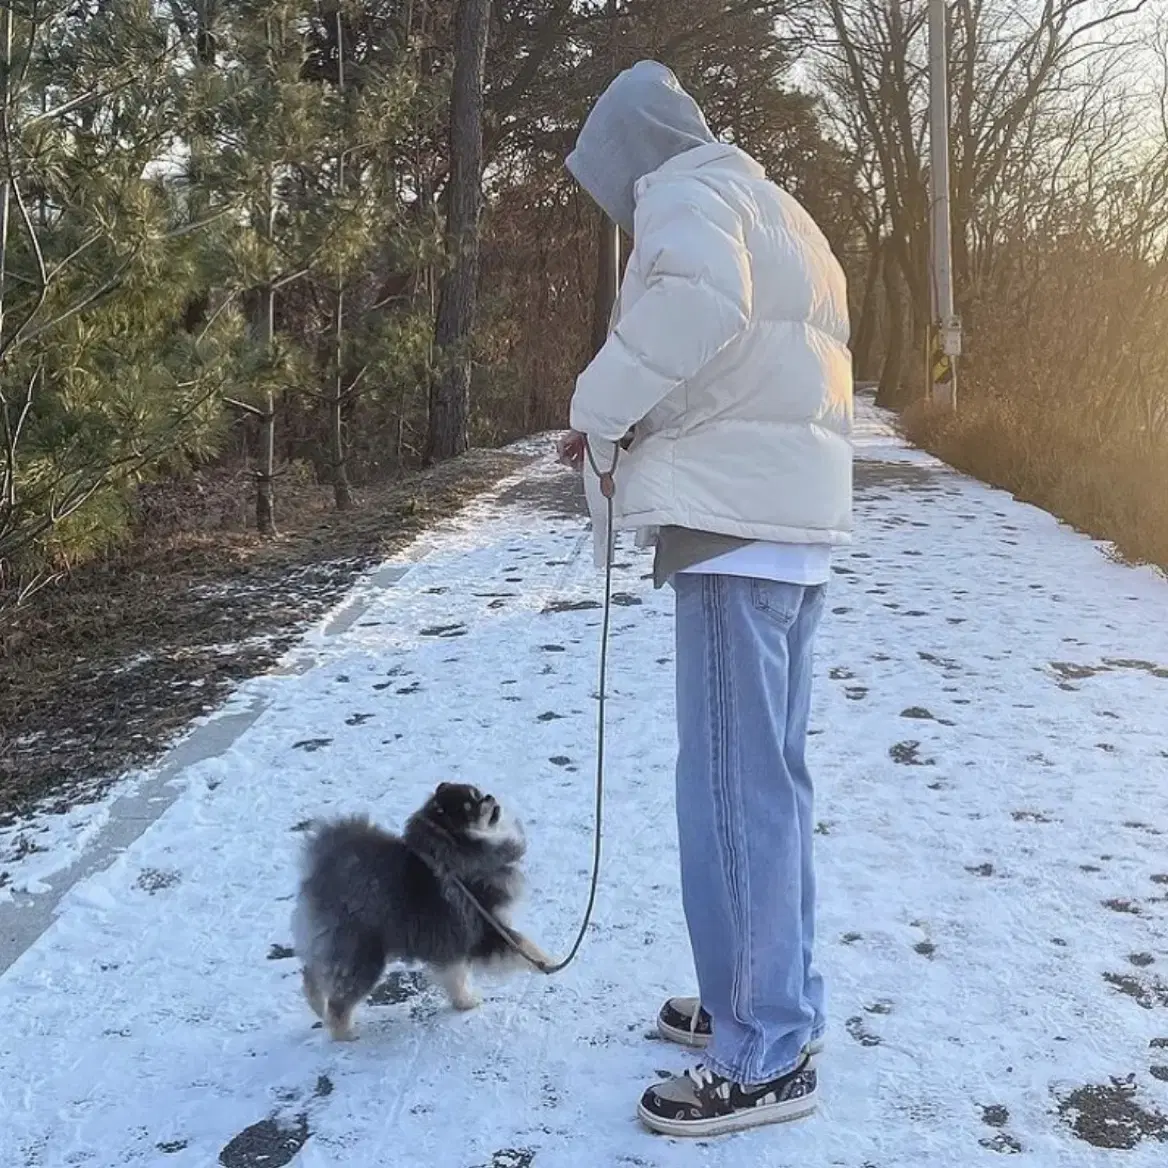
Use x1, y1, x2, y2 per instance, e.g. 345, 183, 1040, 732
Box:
819, 0, 1150, 403
426, 0, 492, 464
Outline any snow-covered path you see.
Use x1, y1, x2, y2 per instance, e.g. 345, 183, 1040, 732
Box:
3, 402, 1168, 1167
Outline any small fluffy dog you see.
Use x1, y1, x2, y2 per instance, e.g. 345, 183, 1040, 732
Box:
292, 782, 550, 1039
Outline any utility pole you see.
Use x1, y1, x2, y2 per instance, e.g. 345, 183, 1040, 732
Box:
927, 0, 960, 409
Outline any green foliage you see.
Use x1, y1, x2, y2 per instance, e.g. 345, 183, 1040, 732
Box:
0, 0, 242, 585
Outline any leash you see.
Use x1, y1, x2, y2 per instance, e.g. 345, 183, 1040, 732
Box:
447, 439, 619, 975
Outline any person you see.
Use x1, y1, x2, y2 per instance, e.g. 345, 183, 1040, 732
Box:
559, 61, 853, 1138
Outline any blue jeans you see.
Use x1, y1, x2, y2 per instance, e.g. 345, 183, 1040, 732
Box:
674, 573, 827, 1084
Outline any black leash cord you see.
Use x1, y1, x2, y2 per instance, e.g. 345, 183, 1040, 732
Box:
450, 441, 617, 975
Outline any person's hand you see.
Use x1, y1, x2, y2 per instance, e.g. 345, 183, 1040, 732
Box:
556, 429, 587, 470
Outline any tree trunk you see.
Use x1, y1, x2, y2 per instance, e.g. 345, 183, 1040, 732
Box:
850, 236, 882, 381
425, 0, 491, 465
256, 283, 277, 536
877, 240, 908, 409
182, 4, 217, 334
330, 9, 353, 510
330, 292, 354, 511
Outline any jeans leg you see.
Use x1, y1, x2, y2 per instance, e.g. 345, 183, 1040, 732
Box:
785, 583, 827, 1041
674, 573, 819, 1084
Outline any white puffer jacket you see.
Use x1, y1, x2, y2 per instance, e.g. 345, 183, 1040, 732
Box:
570, 142, 853, 565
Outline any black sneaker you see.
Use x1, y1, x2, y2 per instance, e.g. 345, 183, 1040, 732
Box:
657, 996, 712, 1048
638, 1058, 818, 1138
656, 997, 825, 1058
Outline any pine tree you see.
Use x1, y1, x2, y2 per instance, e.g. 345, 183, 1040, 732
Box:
212, 0, 336, 535
0, 0, 239, 593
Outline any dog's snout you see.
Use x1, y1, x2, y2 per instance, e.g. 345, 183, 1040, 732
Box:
488, 802, 501, 826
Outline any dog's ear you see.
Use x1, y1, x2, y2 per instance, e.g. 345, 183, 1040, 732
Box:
436, 781, 453, 795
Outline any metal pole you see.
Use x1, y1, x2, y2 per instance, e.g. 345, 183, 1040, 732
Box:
928, 0, 960, 409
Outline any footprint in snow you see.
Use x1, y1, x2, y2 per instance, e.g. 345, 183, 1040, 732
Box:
267, 944, 294, 960
218, 1114, 310, 1168
136, 868, 181, 894
1103, 971, 1168, 1008
292, 738, 332, 753
420, 623, 467, 638
845, 1016, 881, 1047
368, 969, 427, 1005
478, 1151, 535, 1168
1102, 898, 1142, 915
345, 713, 373, 726
980, 1131, 1024, 1154
890, 741, 933, 766
1012, 809, 1054, 824
543, 599, 602, 614
901, 706, 935, 720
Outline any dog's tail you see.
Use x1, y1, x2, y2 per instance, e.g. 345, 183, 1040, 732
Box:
298, 813, 378, 876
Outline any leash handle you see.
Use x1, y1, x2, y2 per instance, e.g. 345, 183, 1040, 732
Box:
452, 438, 618, 975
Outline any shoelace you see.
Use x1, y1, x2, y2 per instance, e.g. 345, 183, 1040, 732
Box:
687, 1004, 702, 1038
685, 1065, 720, 1092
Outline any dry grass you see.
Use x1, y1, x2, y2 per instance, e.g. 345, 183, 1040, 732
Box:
0, 448, 527, 822
902, 395, 1168, 572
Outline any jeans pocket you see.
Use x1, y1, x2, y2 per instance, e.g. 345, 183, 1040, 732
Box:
749, 578, 801, 627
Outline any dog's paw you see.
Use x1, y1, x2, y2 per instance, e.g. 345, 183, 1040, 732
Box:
451, 991, 482, 1011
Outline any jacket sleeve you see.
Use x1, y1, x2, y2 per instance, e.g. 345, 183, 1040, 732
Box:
569, 180, 753, 442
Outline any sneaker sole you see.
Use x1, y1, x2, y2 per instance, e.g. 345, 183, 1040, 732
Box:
656, 1015, 825, 1060
637, 1095, 818, 1138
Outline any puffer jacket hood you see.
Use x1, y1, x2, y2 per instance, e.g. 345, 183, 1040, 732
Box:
566, 61, 714, 236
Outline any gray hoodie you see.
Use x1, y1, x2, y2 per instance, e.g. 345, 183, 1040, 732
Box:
566, 60, 714, 237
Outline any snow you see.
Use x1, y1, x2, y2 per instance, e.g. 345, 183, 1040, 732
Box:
3, 398, 1168, 1166
0, 795, 124, 899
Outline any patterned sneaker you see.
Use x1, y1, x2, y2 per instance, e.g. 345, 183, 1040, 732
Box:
637, 1058, 818, 1137
656, 997, 825, 1058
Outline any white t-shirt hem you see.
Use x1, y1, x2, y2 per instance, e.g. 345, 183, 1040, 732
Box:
679, 541, 832, 587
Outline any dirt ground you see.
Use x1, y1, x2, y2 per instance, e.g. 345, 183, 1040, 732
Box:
0, 449, 526, 825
